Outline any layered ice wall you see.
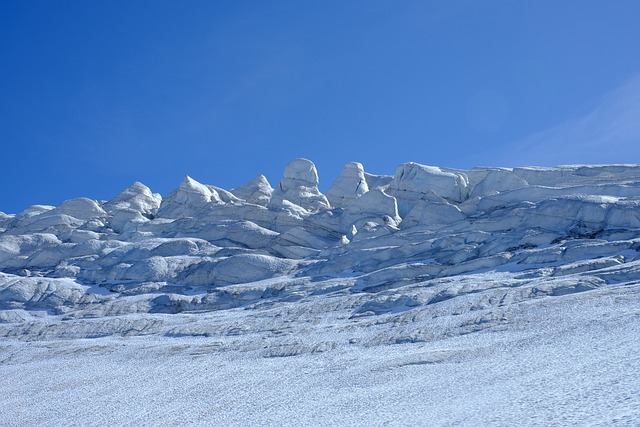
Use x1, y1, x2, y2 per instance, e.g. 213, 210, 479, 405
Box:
1, 158, 640, 332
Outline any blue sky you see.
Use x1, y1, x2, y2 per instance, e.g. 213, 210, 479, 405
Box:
2, 1, 640, 213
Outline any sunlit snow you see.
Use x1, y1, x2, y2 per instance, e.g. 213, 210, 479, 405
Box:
2, 159, 640, 425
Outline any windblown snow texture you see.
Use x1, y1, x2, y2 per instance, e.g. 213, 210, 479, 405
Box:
2, 159, 640, 426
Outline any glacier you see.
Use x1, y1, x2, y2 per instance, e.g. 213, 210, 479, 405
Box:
1, 159, 640, 426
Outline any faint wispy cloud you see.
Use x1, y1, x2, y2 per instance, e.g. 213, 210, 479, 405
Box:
509, 73, 640, 166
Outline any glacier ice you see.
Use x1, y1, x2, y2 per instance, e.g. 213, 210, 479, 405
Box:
3, 158, 640, 326
326, 161, 369, 208
2, 159, 640, 425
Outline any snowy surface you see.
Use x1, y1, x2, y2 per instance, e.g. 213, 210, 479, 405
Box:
2, 159, 640, 425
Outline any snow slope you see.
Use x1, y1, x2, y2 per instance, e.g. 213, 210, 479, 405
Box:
1, 159, 640, 426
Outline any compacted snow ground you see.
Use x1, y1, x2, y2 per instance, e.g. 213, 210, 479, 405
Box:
3, 160, 640, 425
1, 280, 639, 426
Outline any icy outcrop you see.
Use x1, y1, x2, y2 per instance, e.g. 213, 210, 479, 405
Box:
103, 182, 162, 217
387, 163, 470, 216
157, 176, 224, 218
326, 162, 369, 209
231, 175, 274, 206
268, 158, 330, 212
103, 182, 162, 233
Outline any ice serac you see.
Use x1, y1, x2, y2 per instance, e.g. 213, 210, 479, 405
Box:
157, 175, 223, 219
231, 175, 274, 206
326, 162, 369, 209
104, 182, 162, 216
103, 182, 163, 233
268, 158, 330, 212
387, 163, 470, 216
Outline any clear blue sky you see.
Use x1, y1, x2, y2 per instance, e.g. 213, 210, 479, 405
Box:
2, 0, 640, 214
